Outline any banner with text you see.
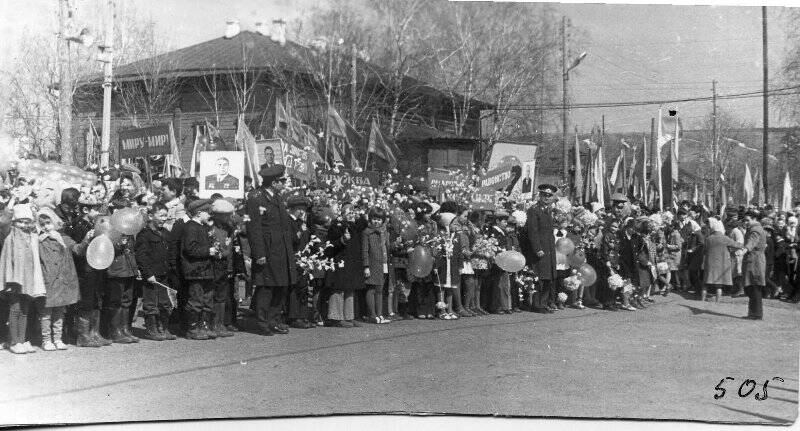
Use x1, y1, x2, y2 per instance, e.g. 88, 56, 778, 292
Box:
318, 169, 381, 190
118, 124, 172, 159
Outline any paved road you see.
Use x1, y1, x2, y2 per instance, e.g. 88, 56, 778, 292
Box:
1, 293, 797, 426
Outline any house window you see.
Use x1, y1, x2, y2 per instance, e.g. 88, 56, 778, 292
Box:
428, 148, 473, 170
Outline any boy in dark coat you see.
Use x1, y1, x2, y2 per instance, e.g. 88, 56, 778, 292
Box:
180, 199, 218, 340
525, 184, 558, 313
134, 203, 176, 341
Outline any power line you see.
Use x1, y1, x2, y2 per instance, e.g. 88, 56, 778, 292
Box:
504, 85, 800, 111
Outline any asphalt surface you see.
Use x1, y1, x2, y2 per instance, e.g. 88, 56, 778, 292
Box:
0, 293, 797, 426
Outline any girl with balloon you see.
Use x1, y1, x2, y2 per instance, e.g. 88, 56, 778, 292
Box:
409, 201, 438, 319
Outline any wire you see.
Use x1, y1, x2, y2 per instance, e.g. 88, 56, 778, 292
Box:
503, 85, 800, 111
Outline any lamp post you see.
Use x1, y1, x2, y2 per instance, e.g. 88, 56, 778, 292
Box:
99, 0, 114, 169
561, 16, 587, 187
57, 0, 94, 165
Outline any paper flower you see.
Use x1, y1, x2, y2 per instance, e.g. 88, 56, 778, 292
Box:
557, 292, 568, 303
435, 301, 447, 310
608, 273, 624, 290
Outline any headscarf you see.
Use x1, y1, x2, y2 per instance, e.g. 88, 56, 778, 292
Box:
707, 217, 725, 235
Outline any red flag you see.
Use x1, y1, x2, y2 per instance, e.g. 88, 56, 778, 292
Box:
367, 118, 397, 168
326, 105, 362, 169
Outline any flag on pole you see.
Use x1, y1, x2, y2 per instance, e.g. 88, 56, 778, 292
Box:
782, 172, 793, 212
743, 163, 754, 205
628, 143, 639, 199
236, 114, 261, 188
326, 105, 362, 170
164, 122, 182, 177
671, 115, 680, 182
574, 132, 583, 203
719, 183, 727, 217
189, 125, 203, 178
367, 118, 397, 169
595, 144, 606, 208
610, 149, 623, 191
755, 169, 764, 206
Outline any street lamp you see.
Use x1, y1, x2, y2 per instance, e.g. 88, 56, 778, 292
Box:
562, 46, 587, 189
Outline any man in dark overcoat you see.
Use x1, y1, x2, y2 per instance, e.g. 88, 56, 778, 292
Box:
740, 210, 768, 320
525, 184, 557, 313
246, 165, 297, 335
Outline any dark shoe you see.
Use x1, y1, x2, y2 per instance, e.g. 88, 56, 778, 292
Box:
185, 312, 210, 340
213, 304, 233, 337
201, 313, 217, 339
119, 309, 139, 343
159, 311, 177, 340
109, 309, 135, 344
290, 319, 309, 329
75, 311, 102, 348
328, 320, 353, 328
89, 310, 112, 346
270, 325, 289, 334
347, 320, 362, 327
143, 315, 165, 341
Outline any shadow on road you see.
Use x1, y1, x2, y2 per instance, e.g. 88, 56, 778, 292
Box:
677, 304, 742, 319
713, 404, 794, 424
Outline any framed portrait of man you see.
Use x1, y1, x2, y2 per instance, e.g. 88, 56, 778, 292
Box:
198, 151, 245, 198
255, 138, 285, 170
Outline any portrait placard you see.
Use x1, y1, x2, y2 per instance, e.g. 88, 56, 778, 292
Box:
198, 151, 245, 198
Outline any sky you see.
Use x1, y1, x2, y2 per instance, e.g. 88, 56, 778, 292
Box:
0, 0, 795, 136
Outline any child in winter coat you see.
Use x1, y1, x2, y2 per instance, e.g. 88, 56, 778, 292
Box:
0, 204, 46, 354
361, 207, 390, 324
36, 208, 88, 351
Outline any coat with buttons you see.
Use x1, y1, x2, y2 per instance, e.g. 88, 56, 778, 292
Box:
245, 187, 297, 287
525, 202, 556, 280
703, 231, 740, 286
180, 220, 216, 280
38, 232, 83, 307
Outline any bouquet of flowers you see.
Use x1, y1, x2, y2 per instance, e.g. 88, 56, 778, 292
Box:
423, 230, 456, 259
557, 292, 569, 303
562, 274, 582, 292
514, 266, 539, 294
574, 207, 599, 227
608, 273, 624, 290
554, 197, 572, 215
295, 235, 341, 280
470, 235, 501, 270
621, 280, 634, 294
656, 261, 670, 275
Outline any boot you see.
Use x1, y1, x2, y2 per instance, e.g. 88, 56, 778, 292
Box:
109, 308, 135, 344
75, 311, 102, 348
202, 311, 217, 339
214, 303, 233, 337
185, 311, 209, 340
89, 310, 112, 346
119, 308, 139, 343
159, 310, 177, 340
143, 314, 165, 341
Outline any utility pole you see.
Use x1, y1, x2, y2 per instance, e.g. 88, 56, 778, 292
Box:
712, 79, 717, 206
350, 43, 357, 126
99, 0, 114, 169
762, 6, 769, 200
649, 118, 655, 206
57, 0, 74, 165
561, 16, 568, 188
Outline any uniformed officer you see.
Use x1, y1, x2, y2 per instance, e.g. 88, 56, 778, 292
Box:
246, 164, 297, 335
204, 157, 240, 191
525, 184, 558, 313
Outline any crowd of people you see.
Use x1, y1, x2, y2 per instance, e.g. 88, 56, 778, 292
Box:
0, 159, 795, 354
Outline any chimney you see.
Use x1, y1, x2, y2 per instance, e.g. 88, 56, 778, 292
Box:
255, 21, 269, 36
224, 20, 240, 39
271, 19, 286, 46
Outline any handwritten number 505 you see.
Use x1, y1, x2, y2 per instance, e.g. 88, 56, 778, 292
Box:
715, 377, 784, 401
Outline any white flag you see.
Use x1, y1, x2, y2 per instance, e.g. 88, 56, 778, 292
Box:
782, 171, 793, 213
743, 163, 754, 204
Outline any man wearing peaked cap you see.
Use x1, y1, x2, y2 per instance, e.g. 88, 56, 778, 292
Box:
186, 198, 212, 215
525, 182, 558, 313
246, 163, 296, 336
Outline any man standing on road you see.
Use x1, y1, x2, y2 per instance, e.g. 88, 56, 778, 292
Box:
525, 184, 557, 313
740, 210, 767, 320
246, 164, 297, 335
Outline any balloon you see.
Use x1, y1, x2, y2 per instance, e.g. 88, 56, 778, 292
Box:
86, 234, 115, 270
400, 219, 419, 242
577, 263, 597, 286
568, 250, 587, 268
409, 245, 434, 278
555, 237, 576, 255
110, 207, 145, 236
495, 250, 526, 273
556, 252, 569, 266
94, 216, 122, 242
